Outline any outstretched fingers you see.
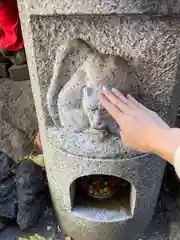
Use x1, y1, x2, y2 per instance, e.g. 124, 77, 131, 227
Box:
100, 93, 125, 124
111, 88, 130, 104
102, 88, 132, 114
112, 89, 138, 109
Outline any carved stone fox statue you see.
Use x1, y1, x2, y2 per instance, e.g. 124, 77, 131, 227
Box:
47, 39, 138, 134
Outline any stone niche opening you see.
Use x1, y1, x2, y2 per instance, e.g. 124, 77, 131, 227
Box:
70, 175, 136, 222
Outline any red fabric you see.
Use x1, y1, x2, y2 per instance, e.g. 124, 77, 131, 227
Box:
0, 0, 24, 51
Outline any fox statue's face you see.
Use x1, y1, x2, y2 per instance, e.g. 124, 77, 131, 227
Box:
82, 86, 105, 130
82, 86, 119, 135
81, 53, 127, 134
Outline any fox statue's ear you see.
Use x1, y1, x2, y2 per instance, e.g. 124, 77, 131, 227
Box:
47, 39, 94, 127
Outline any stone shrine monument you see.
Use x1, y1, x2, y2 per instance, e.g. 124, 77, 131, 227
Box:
17, 1, 180, 239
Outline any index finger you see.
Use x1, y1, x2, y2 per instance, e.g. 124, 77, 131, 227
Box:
100, 93, 125, 124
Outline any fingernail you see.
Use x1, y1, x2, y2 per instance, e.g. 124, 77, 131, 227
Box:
102, 86, 109, 92
112, 88, 119, 93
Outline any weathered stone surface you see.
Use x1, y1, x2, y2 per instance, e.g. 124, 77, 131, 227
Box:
0, 152, 18, 219
9, 64, 30, 81
0, 151, 14, 182
0, 178, 18, 219
17, 1, 180, 240
24, 15, 180, 126
16, 160, 48, 230
17, 0, 180, 15
0, 79, 37, 159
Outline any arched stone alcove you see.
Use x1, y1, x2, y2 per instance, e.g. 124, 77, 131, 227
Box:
70, 174, 136, 222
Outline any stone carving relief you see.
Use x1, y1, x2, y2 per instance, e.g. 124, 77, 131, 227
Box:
47, 39, 140, 158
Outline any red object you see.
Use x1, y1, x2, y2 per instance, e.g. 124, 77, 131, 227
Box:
95, 185, 100, 190
0, 0, 24, 51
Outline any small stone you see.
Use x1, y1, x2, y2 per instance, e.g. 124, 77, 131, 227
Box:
57, 225, 61, 232
46, 225, 52, 231
9, 64, 30, 81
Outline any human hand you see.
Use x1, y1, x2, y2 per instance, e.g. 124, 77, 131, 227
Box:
100, 88, 170, 153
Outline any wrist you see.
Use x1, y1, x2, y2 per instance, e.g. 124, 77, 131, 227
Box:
151, 128, 180, 164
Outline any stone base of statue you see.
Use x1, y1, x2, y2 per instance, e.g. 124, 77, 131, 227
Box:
45, 127, 165, 240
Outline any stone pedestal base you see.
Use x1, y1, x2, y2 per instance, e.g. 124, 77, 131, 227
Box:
46, 129, 166, 240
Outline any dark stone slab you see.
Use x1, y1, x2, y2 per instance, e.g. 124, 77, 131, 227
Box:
0, 180, 18, 219
0, 151, 14, 182
15, 160, 48, 230
9, 64, 30, 81
0, 152, 18, 219
0, 63, 10, 78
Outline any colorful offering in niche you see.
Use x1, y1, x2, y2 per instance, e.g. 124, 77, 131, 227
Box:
82, 175, 120, 199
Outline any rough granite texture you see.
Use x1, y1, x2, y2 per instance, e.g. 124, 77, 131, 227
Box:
17, 1, 180, 240
24, 15, 180, 126
47, 143, 165, 240
0, 79, 38, 159
17, 0, 180, 15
